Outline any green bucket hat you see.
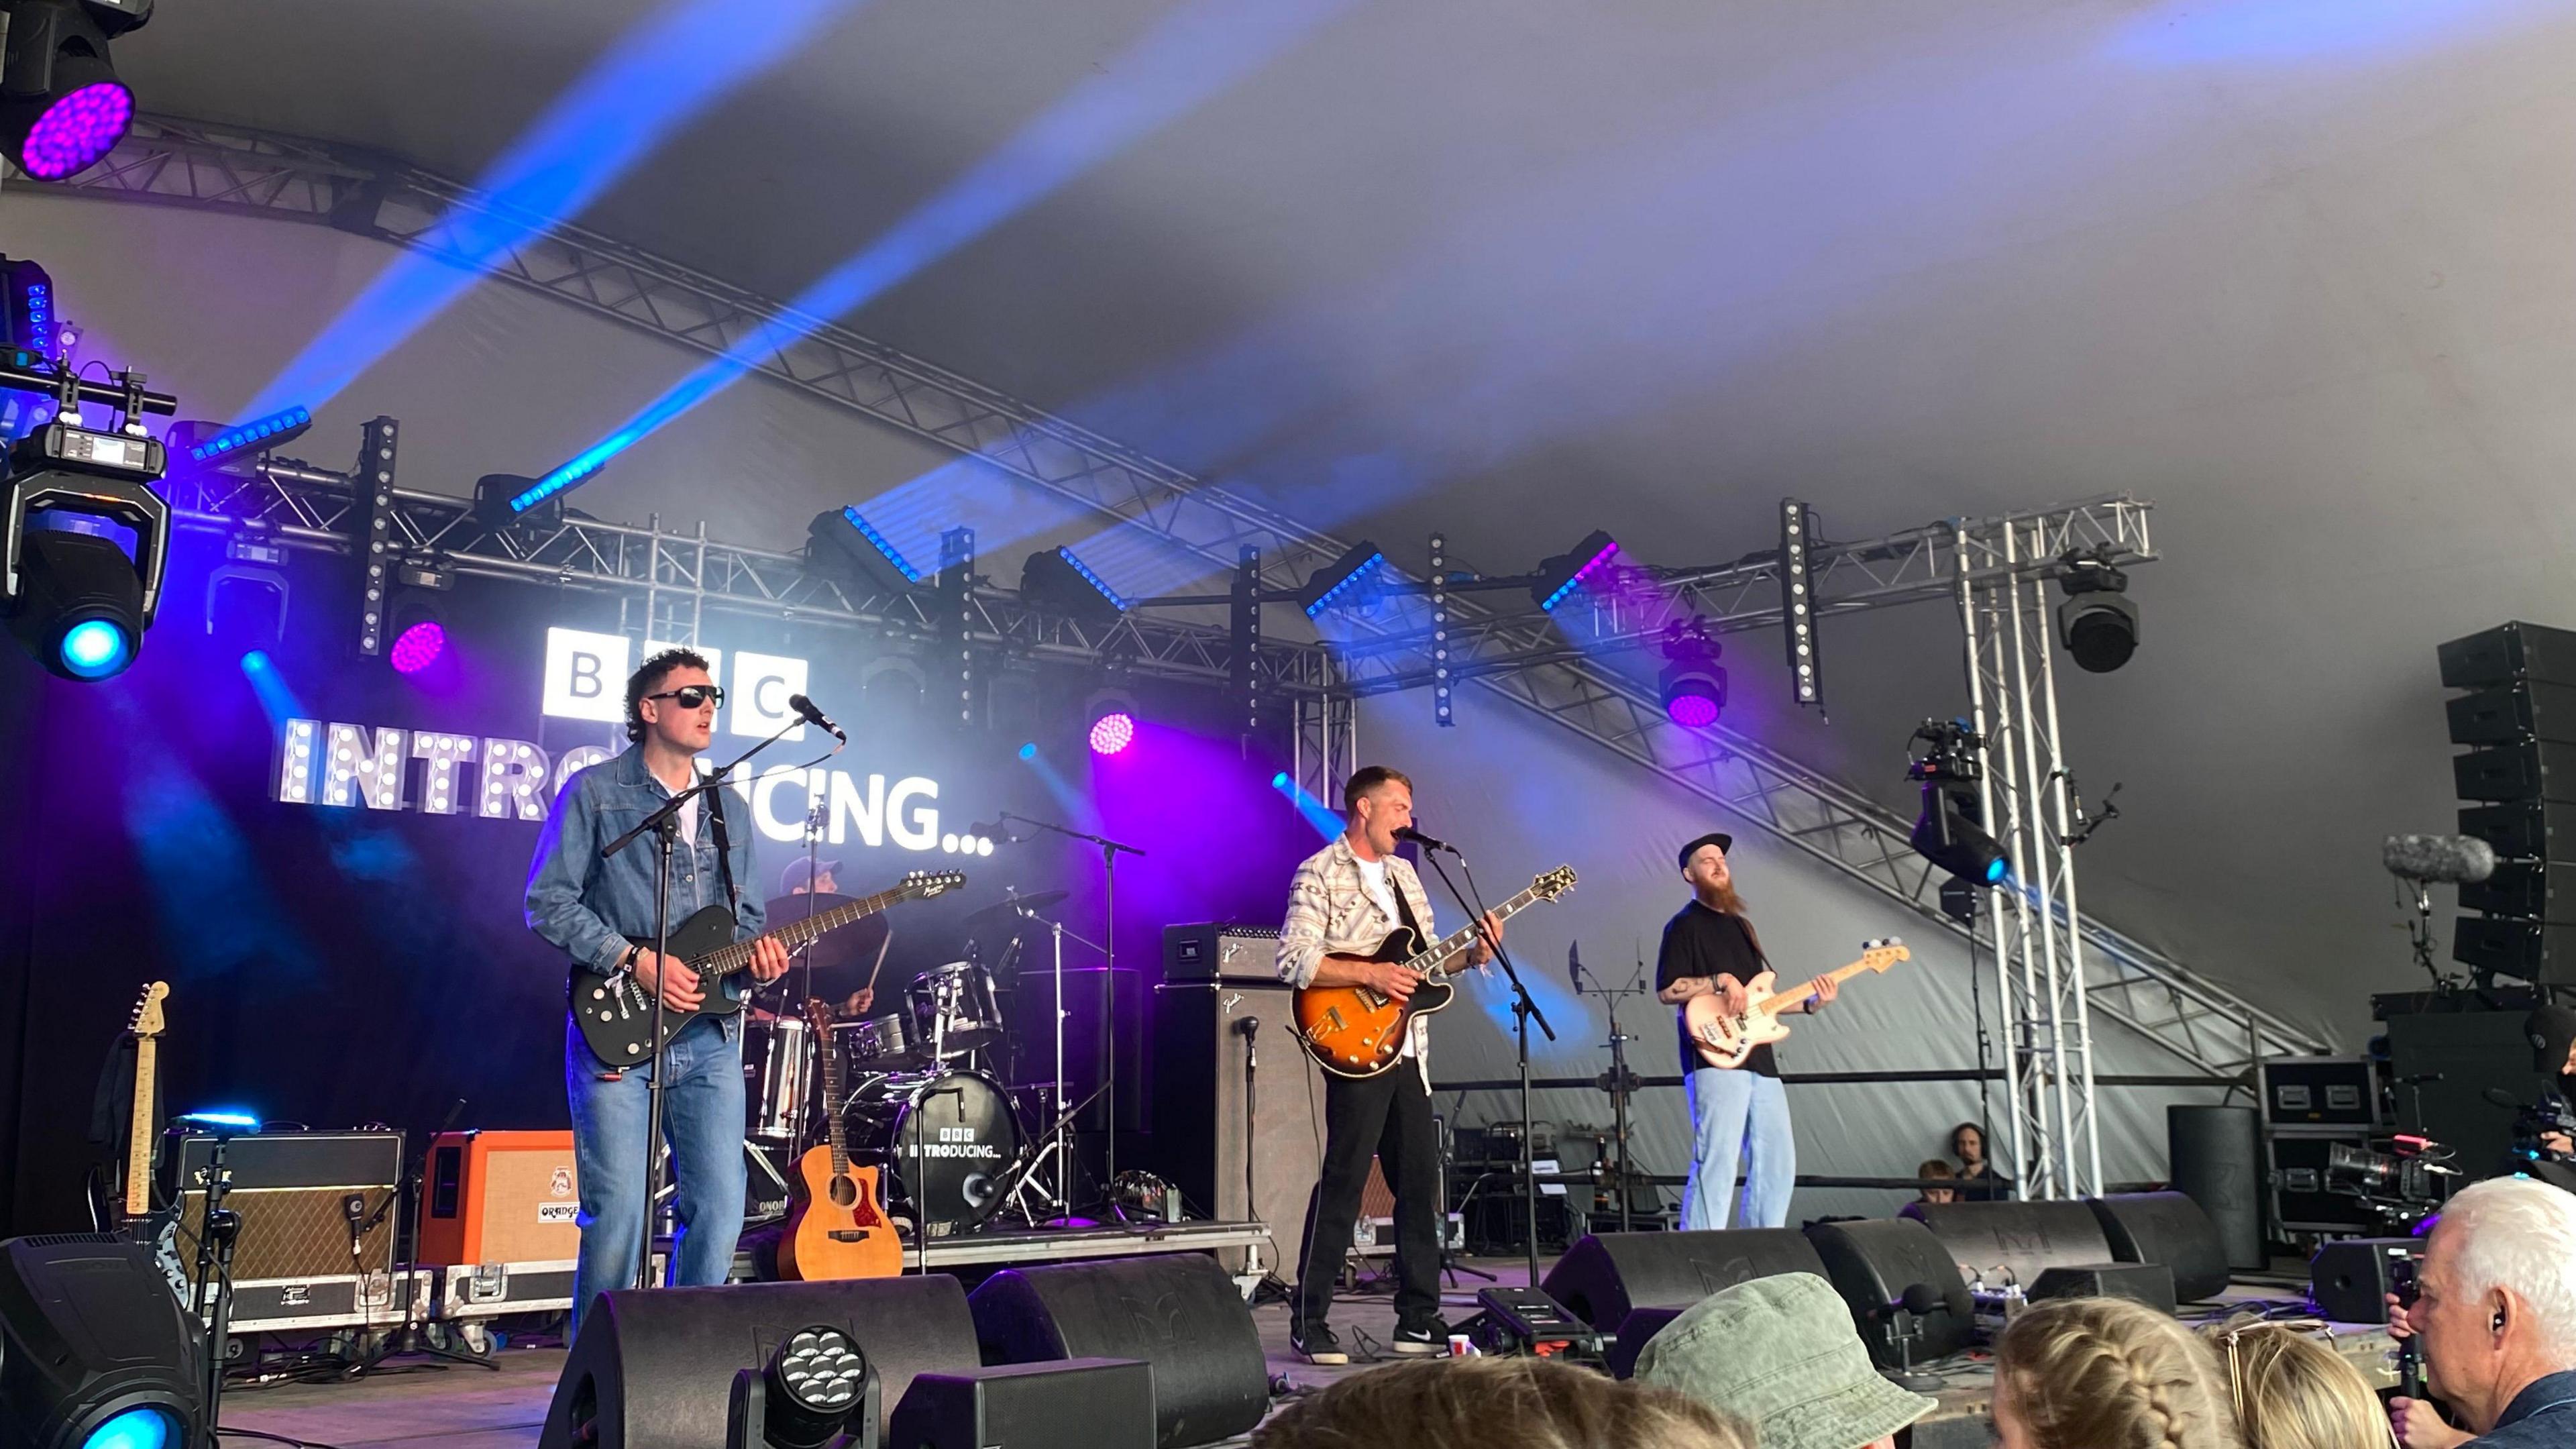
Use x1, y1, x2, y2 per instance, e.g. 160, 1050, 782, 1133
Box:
1633, 1273, 1935, 1449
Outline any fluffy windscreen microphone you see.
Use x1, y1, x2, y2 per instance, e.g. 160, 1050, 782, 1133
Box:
2383, 833, 2498, 883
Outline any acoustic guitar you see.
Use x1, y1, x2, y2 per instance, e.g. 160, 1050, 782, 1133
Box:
570, 869, 963, 1068
777, 998, 902, 1281
1685, 938, 1909, 1069
1291, 865, 1576, 1078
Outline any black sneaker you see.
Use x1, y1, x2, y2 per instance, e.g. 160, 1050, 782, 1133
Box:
1291, 1322, 1349, 1365
1389, 1319, 1445, 1356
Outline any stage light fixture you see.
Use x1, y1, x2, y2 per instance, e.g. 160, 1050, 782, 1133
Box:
1906, 720, 2010, 887
1779, 497, 1823, 708
1019, 545, 1126, 627
1530, 529, 1618, 611
1657, 618, 1725, 729
723, 1324, 874, 1449
2056, 549, 2137, 674
389, 615, 443, 674
1297, 539, 1384, 619
1018, 741, 1038, 761
1087, 689, 1136, 757
4, 462, 169, 682
0, 1, 152, 182
807, 507, 924, 595
0, 1234, 205, 1449
172, 406, 312, 467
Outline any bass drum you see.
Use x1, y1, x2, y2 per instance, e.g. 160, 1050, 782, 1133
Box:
845, 1069, 1022, 1234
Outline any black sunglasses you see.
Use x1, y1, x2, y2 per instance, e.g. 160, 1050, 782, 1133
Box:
643, 684, 724, 710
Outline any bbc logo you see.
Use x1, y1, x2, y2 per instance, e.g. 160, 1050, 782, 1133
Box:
541, 627, 811, 741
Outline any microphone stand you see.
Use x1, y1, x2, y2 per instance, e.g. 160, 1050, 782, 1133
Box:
1419, 845, 1552, 1283
1576, 951, 1648, 1234
997, 811, 1146, 1186
599, 715, 821, 1293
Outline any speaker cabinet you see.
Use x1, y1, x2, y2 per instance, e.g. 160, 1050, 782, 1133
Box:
1803, 1218, 1974, 1366
1538, 1230, 1828, 1332
2168, 1105, 2265, 1270
2086, 1192, 2230, 1303
967, 1254, 1269, 1449
888, 1358, 1157, 1449
2308, 1238, 2420, 1324
1898, 1199, 2112, 1292
417, 1130, 580, 1267
1145, 982, 1326, 1273
2029, 1263, 2178, 1316
168, 1130, 403, 1279
540, 1275, 980, 1449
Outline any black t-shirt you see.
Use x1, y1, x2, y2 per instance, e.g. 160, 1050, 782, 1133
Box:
1657, 900, 1777, 1078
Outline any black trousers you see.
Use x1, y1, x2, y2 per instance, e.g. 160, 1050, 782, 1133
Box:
1294, 1063, 1441, 1330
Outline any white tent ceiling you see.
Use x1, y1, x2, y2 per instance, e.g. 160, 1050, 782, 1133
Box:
39, 0, 2576, 1044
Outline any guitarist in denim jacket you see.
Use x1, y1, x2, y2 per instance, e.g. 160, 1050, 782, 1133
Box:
1275, 765, 1501, 1364
526, 648, 790, 1332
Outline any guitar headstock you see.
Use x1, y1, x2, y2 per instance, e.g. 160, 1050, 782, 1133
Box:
127, 981, 169, 1039
901, 870, 967, 900
802, 998, 838, 1036
1854, 938, 1911, 973
1530, 865, 1578, 901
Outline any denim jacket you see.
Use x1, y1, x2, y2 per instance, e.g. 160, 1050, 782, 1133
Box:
525, 747, 766, 1017
2471, 1370, 2576, 1448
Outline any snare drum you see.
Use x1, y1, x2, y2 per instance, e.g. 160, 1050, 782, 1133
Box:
843, 1068, 1023, 1233
910, 961, 1006, 1057
839, 1011, 924, 1071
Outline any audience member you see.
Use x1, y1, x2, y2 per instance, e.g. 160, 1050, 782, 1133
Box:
1993, 1294, 2241, 1449
1917, 1157, 1957, 1204
1635, 1271, 1935, 1449
1251, 1354, 1750, 1449
2202, 1314, 2390, 1449
2385, 1177, 2576, 1448
1951, 1120, 2006, 1200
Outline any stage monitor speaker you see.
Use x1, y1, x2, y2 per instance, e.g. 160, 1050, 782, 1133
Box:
1898, 1200, 2112, 1293
2168, 1105, 2265, 1271
541, 1275, 980, 1449
2029, 1263, 2177, 1316
2308, 1238, 2421, 1324
967, 1253, 1267, 1449
888, 1359, 1157, 1449
2086, 1192, 2230, 1303
168, 1130, 403, 1280
0, 1235, 206, 1449
417, 1130, 579, 1267
1605, 1305, 1687, 1381
1144, 982, 1325, 1275
1803, 1218, 1974, 1367
1538, 1230, 1827, 1332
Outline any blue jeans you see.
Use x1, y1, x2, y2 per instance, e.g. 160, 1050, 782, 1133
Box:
565, 1012, 746, 1334
1681, 1069, 1794, 1230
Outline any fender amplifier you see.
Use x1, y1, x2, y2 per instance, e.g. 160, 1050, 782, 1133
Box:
417, 1130, 582, 1267
168, 1129, 404, 1281
1161, 924, 1284, 983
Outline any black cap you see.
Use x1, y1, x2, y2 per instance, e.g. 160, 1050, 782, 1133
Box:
2528, 1005, 2576, 1077
1678, 833, 1734, 870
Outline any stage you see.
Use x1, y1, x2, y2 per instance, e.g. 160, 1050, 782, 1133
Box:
214, 1256, 2398, 1449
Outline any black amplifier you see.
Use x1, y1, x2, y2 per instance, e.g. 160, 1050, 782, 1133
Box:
1161, 922, 1282, 983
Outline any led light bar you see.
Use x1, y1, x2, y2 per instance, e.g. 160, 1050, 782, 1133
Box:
1534, 530, 1619, 612
188, 405, 312, 464
1053, 546, 1128, 612
1299, 540, 1385, 619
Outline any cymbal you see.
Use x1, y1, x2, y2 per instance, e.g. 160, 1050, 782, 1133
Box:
959, 890, 1071, 932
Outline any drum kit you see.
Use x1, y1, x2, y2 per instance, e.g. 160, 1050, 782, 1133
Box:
743, 886, 1091, 1240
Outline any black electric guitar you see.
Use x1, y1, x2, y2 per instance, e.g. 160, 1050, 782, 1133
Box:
571, 869, 963, 1068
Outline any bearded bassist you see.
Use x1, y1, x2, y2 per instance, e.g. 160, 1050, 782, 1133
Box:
525, 647, 791, 1332
1656, 832, 1835, 1232
1276, 765, 1501, 1365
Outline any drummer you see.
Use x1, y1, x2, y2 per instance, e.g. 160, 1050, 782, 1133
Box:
780, 857, 874, 1018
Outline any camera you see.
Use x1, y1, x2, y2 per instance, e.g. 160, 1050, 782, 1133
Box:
2324, 1136, 2458, 1229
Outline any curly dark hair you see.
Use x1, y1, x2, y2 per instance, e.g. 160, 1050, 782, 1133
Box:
625, 647, 712, 745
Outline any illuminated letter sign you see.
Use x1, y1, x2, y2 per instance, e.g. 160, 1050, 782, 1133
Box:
731, 650, 808, 741
543, 628, 630, 723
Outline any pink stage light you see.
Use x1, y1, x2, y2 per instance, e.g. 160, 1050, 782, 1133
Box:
1087, 711, 1135, 756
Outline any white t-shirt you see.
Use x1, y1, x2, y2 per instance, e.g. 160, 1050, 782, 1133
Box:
1351, 855, 1419, 1062
674, 789, 700, 848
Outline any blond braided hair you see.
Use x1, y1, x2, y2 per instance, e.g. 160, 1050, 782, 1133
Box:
1997, 1297, 2243, 1449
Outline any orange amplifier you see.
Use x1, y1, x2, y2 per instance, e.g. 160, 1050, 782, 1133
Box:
416, 1130, 582, 1266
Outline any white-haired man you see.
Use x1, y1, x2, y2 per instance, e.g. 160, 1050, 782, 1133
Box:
2388, 1176, 2576, 1448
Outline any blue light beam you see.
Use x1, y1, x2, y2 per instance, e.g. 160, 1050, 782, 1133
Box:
523, 0, 1356, 513
241, 0, 863, 422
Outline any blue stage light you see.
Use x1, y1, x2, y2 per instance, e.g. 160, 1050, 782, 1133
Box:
808, 507, 924, 593
1022, 545, 1128, 625
176, 1108, 262, 1132
1298, 541, 1385, 619
1018, 742, 1038, 761
1272, 771, 1289, 789
58, 618, 131, 678
186, 406, 312, 464
83, 1405, 174, 1449
1533, 530, 1619, 611
1055, 547, 1127, 612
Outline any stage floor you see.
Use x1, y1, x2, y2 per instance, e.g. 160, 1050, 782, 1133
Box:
215, 1261, 2389, 1449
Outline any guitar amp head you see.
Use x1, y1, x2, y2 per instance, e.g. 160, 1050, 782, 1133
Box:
1162, 924, 1283, 983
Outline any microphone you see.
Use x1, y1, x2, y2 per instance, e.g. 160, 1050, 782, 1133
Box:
1393, 825, 1458, 855
2383, 833, 2497, 884
1235, 1014, 1260, 1067
786, 692, 846, 743
1900, 1283, 1944, 1316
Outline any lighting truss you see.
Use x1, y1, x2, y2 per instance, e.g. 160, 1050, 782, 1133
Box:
60, 119, 2331, 1093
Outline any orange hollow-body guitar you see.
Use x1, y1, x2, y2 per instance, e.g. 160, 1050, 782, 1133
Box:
1684, 939, 1908, 1069
1291, 866, 1576, 1078
777, 1000, 902, 1281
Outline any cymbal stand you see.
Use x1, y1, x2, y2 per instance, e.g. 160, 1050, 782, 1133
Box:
1015, 902, 1106, 1219
998, 812, 1146, 1181
1574, 949, 1652, 1233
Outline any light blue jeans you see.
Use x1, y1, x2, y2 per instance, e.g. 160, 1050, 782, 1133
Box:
565, 1012, 747, 1334
1681, 1068, 1795, 1230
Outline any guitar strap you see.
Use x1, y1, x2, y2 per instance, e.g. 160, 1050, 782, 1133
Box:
704, 773, 741, 916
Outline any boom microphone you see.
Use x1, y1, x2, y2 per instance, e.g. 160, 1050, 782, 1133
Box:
1393, 825, 1458, 855
2383, 833, 2496, 884
786, 692, 846, 743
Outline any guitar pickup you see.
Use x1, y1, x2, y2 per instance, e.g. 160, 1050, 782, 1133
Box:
1323, 1008, 1348, 1033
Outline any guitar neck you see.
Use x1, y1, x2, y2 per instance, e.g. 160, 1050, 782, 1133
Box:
123, 1037, 156, 1219
1412, 885, 1548, 977
1752, 959, 1872, 1015
698, 887, 908, 977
